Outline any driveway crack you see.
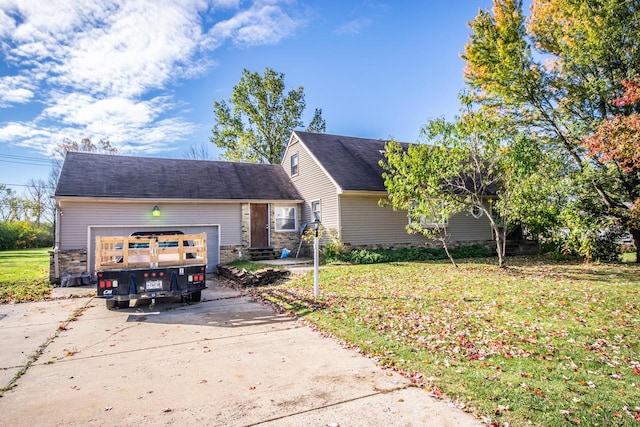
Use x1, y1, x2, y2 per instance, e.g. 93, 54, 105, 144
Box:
0, 297, 94, 395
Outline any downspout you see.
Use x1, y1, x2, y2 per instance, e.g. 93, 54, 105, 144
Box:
54, 201, 61, 279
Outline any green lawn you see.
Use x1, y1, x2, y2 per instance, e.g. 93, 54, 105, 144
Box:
0, 248, 52, 303
254, 257, 640, 426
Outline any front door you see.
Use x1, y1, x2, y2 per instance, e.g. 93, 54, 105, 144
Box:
250, 203, 269, 247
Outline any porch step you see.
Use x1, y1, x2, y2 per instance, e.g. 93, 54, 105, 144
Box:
247, 247, 278, 261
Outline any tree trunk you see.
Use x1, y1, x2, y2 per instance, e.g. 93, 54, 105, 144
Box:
492, 224, 506, 268
631, 228, 640, 263
441, 238, 458, 268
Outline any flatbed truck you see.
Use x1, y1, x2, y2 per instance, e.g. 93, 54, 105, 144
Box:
95, 231, 207, 309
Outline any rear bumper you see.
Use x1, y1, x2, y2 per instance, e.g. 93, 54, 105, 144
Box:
97, 288, 206, 301
96, 265, 206, 300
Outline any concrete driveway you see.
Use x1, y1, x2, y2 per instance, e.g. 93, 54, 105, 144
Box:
0, 278, 482, 426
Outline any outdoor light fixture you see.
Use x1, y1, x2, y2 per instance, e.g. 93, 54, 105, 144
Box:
311, 213, 321, 237
311, 212, 321, 298
152, 205, 161, 217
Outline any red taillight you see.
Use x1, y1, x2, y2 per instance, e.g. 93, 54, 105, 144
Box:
144, 272, 149, 278
106, 280, 112, 288
159, 272, 164, 277
151, 272, 157, 277
99, 281, 105, 288
98, 272, 103, 278
200, 274, 205, 281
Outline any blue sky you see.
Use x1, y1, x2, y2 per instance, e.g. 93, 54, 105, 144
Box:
0, 0, 494, 195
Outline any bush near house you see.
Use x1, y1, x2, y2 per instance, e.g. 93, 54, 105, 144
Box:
327, 244, 492, 264
254, 258, 640, 426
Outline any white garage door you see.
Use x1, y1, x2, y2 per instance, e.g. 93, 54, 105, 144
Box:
88, 225, 220, 275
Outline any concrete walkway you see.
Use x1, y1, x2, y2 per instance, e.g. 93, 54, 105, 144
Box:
0, 279, 482, 426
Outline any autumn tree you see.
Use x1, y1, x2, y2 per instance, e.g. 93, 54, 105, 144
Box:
211, 68, 324, 164
582, 78, 640, 258
381, 106, 546, 267
463, 0, 640, 261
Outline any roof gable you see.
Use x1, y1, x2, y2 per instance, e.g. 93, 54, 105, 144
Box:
292, 131, 407, 192
55, 152, 303, 201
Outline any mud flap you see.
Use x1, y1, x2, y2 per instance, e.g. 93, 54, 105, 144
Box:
129, 274, 136, 295
170, 271, 178, 292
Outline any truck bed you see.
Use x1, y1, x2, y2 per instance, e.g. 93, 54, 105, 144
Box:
95, 233, 207, 271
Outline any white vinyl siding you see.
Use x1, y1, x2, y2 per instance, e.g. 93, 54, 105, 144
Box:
340, 196, 492, 245
282, 138, 340, 230
58, 201, 242, 250
340, 196, 427, 245
446, 206, 493, 242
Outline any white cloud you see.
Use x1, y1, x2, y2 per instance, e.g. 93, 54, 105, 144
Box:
206, 2, 302, 48
0, 76, 35, 106
333, 18, 372, 36
0, 0, 304, 155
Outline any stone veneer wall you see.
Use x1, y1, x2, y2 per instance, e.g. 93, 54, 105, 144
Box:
220, 245, 245, 264
268, 204, 302, 256
49, 249, 87, 284
241, 204, 251, 248
238, 203, 302, 258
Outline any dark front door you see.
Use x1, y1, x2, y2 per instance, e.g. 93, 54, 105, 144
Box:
250, 204, 269, 247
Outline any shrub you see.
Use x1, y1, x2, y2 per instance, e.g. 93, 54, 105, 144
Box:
322, 228, 346, 259
0, 221, 53, 250
541, 226, 625, 263
331, 244, 492, 265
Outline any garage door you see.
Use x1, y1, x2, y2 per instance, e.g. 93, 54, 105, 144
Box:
88, 225, 220, 276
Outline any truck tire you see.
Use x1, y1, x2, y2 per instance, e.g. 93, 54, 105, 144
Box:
191, 291, 201, 302
106, 299, 117, 310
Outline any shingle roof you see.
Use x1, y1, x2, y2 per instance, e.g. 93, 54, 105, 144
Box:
55, 152, 303, 200
293, 131, 407, 192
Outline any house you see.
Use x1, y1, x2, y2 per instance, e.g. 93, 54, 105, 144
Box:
51, 152, 303, 282
50, 132, 494, 283
281, 131, 493, 249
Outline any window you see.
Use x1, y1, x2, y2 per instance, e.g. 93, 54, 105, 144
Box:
291, 153, 299, 176
408, 200, 448, 227
470, 204, 483, 219
275, 206, 297, 231
311, 200, 321, 222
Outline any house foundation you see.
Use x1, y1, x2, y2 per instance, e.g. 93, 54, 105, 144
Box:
49, 249, 88, 284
